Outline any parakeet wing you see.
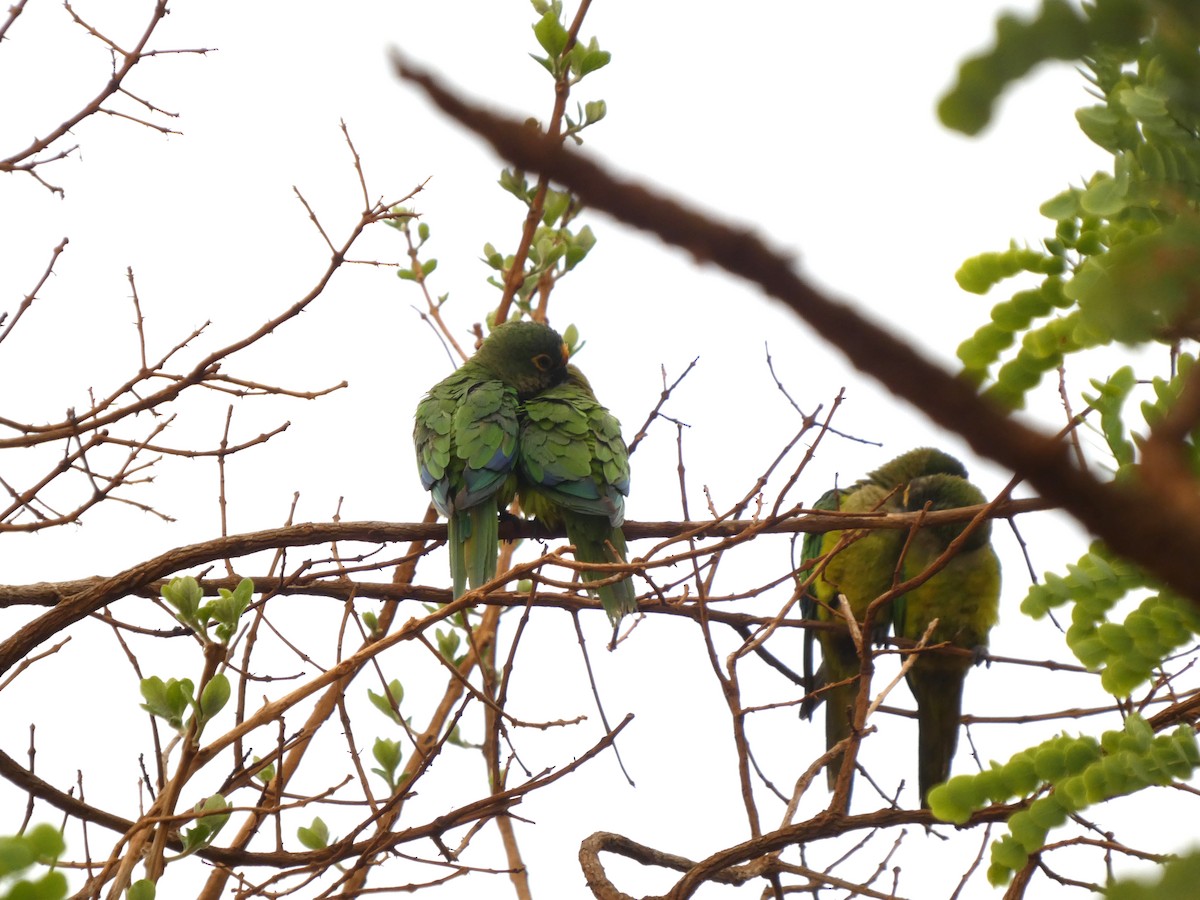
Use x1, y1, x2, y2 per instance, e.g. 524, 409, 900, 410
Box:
519, 367, 635, 624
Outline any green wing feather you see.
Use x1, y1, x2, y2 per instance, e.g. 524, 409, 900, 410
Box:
414, 364, 520, 597
893, 473, 1000, 806
519, 365, 635, 625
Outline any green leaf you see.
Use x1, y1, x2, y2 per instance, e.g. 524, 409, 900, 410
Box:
532, 10, 568, 58
1039, 188, 1080, 220
206, 578, 253, 644
252, 756, 275, 784
1080, 165, 1130, 216
541, 189, 570, 226
199, 673, 231, 722
139, 676, 195, 731
162, 576, 204, 619
127, 879, 156, 900
297, 817, 330, 850
367, 679, 404, 725
179, 795, 230, 857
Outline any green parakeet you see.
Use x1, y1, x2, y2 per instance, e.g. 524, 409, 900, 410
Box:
893, 472, 1000, 807
518, 365, 635, 625
413, 320, 569, 598
800, 448, 969, 792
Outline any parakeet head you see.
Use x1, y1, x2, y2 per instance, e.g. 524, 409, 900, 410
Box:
904, 473, 991, 550
869, 447, 969, 488
476, 320, 570, 398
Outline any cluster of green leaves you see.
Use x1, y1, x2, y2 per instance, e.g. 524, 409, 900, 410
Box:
950, 2, 1200, 408
530, 0, 611, 92
1022, 541, 1200, 695
139, 576, 252, 738
1014, 358, 1200, 693
481, 180, 598, 312
392, 0, 606, 329
929, 715, 1199, 885
297, 817, 331, 852
390, 212, 438, 288
161, 576, 254, 646
934, 3, 1200, 887
0, 824, 65, 900
177, 795, 231, 858
1105, 850, 1200, 899
139, 674, 229, 735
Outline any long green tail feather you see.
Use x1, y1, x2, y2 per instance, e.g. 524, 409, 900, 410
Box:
565, 513, 635, 624
449, 501, 499, 599
908, 662, 968, 807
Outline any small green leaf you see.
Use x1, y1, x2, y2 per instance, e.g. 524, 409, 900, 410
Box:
362, 611, 380, 636
252, 756, 276, 784
162, 576, 204, 619
533, 10, 569, 58
128, 879, 157, 900
199, 674, 231, 722
368, 679, 405, 725
140, 676, 195, 731
297, 816, 331, 850
180, 795, 230, 857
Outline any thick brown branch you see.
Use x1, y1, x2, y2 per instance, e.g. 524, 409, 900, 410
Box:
0, 498, 1046, 608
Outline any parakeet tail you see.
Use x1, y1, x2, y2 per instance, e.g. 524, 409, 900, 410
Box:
909, 663, 968, 807
449, 502, 499, 599
565, 514, 636, 625
822, 679, 857, 792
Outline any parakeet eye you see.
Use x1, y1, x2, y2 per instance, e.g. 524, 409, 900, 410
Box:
531, 353, 554, 371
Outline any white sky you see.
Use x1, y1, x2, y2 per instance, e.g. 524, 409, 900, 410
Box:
0, 2, 1183, 898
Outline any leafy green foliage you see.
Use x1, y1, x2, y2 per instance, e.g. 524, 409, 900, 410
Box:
1022, 542, 1200, 695
937, 0, 1147, 137
204, 579, 253, 644
139, 676, 195, 732
928, 715, 1200, 886
371, 738, 404, 795
367, 679, 405, 725
161, 576, 254, 646
938, 6, 1200, 890
952, 7, 1200, 407
126, 880, 156, 900
252, 756, 275, 784
393, 0, 606, 326
1105, 851, 1200, 899
139, 673, 230, 735
0, 825, 66, 900
296, 817, 331, 851
435, 627, 465, 665
177, 795, 230, 858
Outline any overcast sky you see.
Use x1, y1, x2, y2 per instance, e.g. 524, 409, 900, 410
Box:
0, 2, 1176, 898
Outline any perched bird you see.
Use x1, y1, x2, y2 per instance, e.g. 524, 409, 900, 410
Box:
893, 472, 1000, 807
413, 320, 569, 598
518, 365, 635, 624
800, 448, 969, 793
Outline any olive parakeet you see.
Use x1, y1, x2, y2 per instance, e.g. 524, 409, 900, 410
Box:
518, 365, 635, 624
800, 448, 969, 793
413, 320, 569, 598
893, 472, 1000, 807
